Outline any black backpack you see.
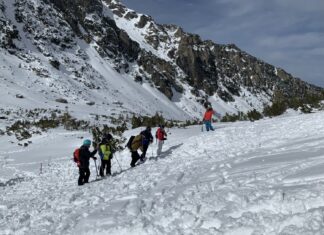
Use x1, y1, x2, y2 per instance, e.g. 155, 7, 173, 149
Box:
126, 136, 135, 149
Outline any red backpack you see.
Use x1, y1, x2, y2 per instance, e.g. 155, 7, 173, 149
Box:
156, 128, 164, 140
73, 148, 81, 167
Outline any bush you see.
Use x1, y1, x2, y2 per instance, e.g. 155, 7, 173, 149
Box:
221, 112, 248, 122
247, 109, 262, 121
221, 113, 241, 122
91, 125, 128, 151
5, 111, 90, 140
131, 112, 166, 129
300, 104, 312, 113
263, 102, 287, 117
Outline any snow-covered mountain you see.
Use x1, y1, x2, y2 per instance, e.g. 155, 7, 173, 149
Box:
0, 0, 323, 124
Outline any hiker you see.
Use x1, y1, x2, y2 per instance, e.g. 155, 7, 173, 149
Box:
140, 126, 153, 161
156, 125, 167, 156
98, 134, 114, 177
203, 107, 216, 131
129, 134, 144, 167
78, 139, 97, 186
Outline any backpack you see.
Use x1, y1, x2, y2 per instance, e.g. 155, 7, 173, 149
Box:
126, 136, 135, 150
156, 128, 163, 140
73, 148, 81, 167
98, 143, 104, 159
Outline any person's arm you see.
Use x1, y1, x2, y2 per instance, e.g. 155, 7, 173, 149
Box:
90, 149, 97, 159
213, 110, 221, 119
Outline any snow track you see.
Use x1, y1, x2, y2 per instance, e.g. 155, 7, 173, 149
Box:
1, 112, 324, 234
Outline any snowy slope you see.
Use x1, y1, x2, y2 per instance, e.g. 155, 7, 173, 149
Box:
0, 0, 192, 122
1, 112, 324, 234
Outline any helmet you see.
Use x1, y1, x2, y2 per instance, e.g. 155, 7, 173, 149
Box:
146, 126, 151, 131
83, 139, 91, 146
159, 124, 165, 129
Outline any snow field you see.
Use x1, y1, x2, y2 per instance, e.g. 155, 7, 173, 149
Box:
1, 112, 324, 234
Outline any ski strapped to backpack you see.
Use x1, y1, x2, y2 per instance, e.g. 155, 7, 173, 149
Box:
73, 148, 81, 167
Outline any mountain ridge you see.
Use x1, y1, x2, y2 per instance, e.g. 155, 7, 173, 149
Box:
0, 0, 323, 125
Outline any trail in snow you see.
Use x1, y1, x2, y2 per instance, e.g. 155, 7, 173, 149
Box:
1, 112, 324, 234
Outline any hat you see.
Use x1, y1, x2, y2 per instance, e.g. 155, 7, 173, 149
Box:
83, 139, 91, 146
105, 133, 113, 140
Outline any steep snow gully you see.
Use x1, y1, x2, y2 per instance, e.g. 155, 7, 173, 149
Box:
2, 112, 324, 234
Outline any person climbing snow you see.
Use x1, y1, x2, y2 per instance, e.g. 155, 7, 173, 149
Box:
129, 134, 144, 167
140, 126, 153, 161
156, 125, 167, 156
203, 107, 217, 131
98, 134, 114, 177
78, 139, 97, 186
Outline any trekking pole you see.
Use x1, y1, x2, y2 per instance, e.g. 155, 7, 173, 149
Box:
114, 153, 122, 171
93, 159, 99, 178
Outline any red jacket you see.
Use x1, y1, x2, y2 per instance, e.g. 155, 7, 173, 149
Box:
203, 109, 215, 121
156, 128, 167, 141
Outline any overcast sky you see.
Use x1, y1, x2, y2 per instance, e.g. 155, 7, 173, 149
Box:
122, 0, 324, 88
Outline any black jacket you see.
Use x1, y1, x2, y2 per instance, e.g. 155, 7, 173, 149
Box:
79, 145, 97, 168
140, 129, 153, 146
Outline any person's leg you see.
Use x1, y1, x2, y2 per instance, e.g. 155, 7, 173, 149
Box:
157, 140, 163, 156
207, 121, 213, 131
78, 168, 85, 185
84, 167, 91, 183
141, 144, 148, 159
106, 159, 111, 175
100, 159, 105, 177
130, 151, 140, 167
205, 121, 210, 131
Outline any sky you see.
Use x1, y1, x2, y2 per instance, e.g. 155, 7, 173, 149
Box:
122, 0, 324, 88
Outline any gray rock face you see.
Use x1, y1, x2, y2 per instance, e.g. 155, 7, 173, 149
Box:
0, 1, 19, 50
50, 0, 140, 63
105, 0, 323, 105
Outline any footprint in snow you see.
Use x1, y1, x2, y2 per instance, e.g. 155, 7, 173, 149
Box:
177, 172, 185, 182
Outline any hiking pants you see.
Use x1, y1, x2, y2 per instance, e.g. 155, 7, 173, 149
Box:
100, 159, 111, 176
78, 167, 90, 185
141, 144, 149, 159
130, 151, 140, 167
157, 140, 164, 156
204, 120, 214, 131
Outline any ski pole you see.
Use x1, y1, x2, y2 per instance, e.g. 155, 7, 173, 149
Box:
114, 154, 122, 171
151, 147, 154, 158
93, 159, 99, 177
